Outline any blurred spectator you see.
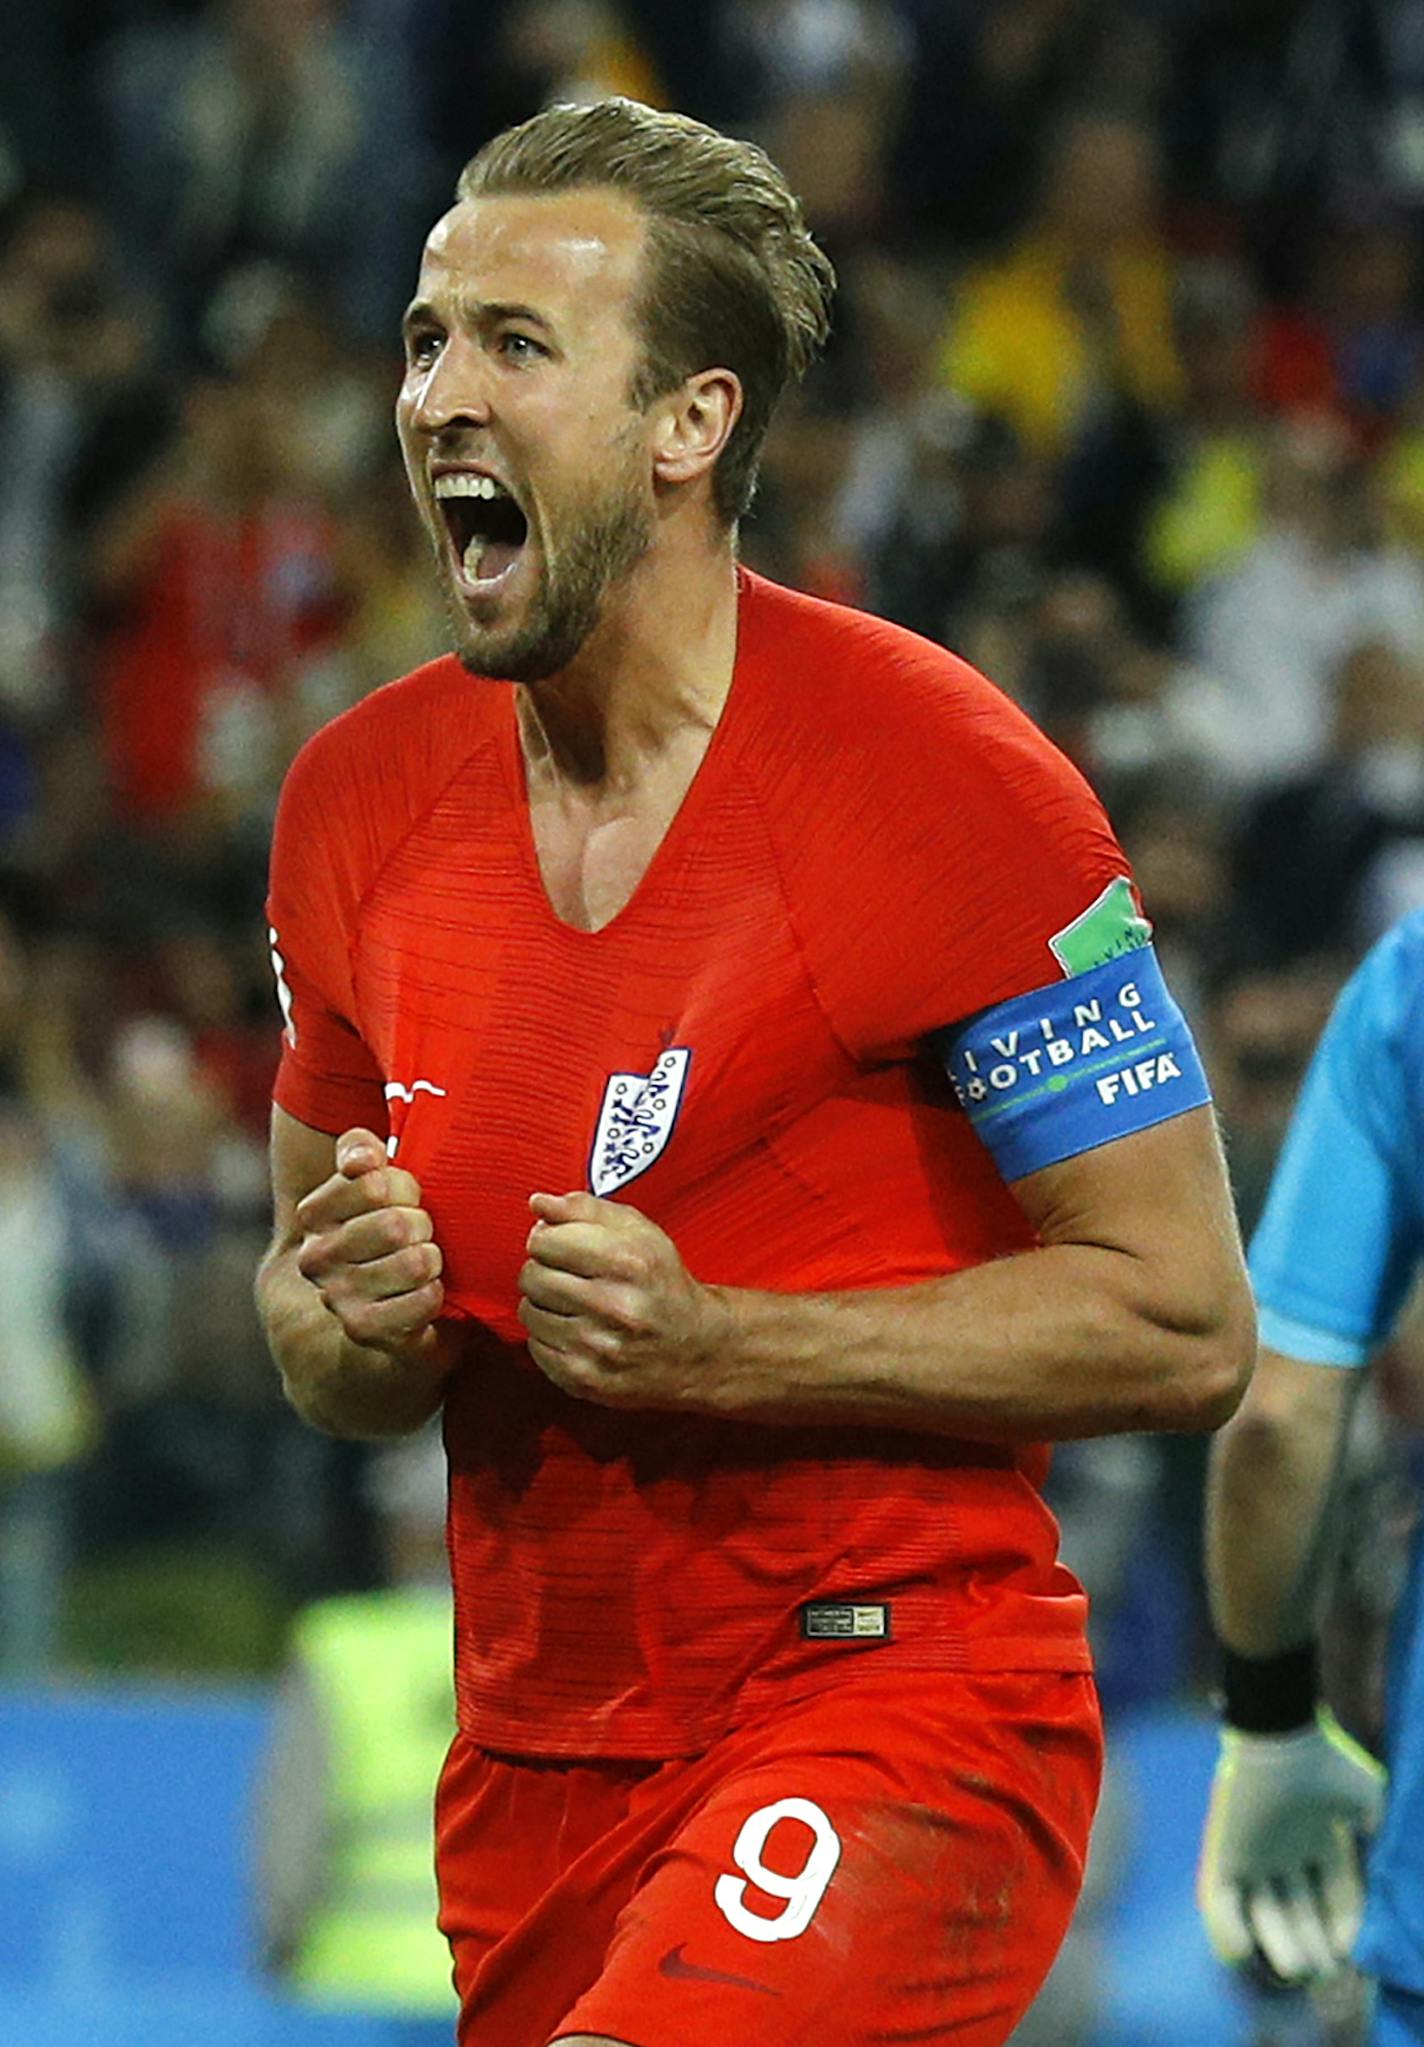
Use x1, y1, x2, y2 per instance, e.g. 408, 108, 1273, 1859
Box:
1201, 960, 1339, 1239
1002, 570, 1253, 825
1015, 570, 1155, 777
60, 975, 380, 1653
859, 400, 1053, 655
154, 923, 280, 1146
937, 105, 1181, 462
210, 270, 392, 496
95, 1013, 240, 1405
743, 385, 861, 602
98, 0, 429, 348
1166, 0, 1424, 271
828, 253, 948, 571
336, 454, 449, 700
1232, 639, 1424, 966
498, 0, 666, 110
256, 1427, 456, 2030
1183, 415, 1424, 794
0, 195, 165, 845
0, 1, 122, 200
1381, 389, 1424, 562
727, 0, 914, 244
891, 0, 1166, 252
0, 1081, 98, 1676
1060, 258, 1270, 633
1140, 264, 1271, 609
1112, 775, 1234, 1024
89, 365, 352, 853
409, 0, 716, 198
0, 904, 120, 1677
1257, 209, 1424, 442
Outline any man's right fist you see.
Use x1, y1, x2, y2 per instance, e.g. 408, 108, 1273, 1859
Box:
294, 1127, 445, 1356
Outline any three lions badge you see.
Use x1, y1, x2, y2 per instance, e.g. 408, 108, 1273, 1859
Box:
589, 1048, 692, 1197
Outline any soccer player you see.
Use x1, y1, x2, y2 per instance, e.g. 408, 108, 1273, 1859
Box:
257, 97, 1254, 2047
1199, 916, 1424, 2045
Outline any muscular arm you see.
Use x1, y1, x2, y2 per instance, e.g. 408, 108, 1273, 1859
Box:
522, 1105, 1255, 1439
255, 1106, 455, 1440
1205, 1347, 1363, 1657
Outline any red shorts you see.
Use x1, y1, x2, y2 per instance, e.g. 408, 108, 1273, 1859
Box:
435, 1668, 1102, 2046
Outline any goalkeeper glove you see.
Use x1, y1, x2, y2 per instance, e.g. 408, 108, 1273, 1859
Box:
1198, 1702, 1385, 1985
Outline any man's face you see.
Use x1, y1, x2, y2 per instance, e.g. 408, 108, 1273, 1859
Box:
396, 187, 657, 683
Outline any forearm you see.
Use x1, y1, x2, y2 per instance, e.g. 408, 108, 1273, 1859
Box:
708, 1236, 1251, 1441
1204, 1349, 1360, 1657
256, 1243, 451, 1441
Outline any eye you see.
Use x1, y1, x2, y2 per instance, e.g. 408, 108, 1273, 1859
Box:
405, 325, 444, 368
498, 330, 547, 363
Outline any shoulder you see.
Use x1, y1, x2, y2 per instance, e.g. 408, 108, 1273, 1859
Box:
741, 572, 1058, 755
1286, 915, 1424, 1165
1365, 909, 1424, 979
733, 577, 1128, 1032
1333, 913, 1424, 1054
270, 653, 507, 922
739, 573, 1103, 829
275, 653, 504, 851
282, 653, 491, 797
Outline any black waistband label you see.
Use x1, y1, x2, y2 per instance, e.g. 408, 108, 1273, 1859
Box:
799, 1601, 891, 1642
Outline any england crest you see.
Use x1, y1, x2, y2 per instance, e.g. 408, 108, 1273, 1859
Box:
589, 1048, 692, 1197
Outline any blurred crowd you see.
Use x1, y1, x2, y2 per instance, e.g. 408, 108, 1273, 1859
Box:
2, 0, 1424, 1705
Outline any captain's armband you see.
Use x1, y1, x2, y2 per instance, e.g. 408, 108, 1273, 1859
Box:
936, 946, 1211, 1181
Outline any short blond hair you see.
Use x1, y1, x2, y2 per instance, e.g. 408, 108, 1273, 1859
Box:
457, 98, 836, 524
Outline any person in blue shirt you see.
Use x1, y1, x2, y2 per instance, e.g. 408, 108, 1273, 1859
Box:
1199, 912, 1424, 2044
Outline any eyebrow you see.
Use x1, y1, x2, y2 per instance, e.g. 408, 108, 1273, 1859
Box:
401, 297, 556, 340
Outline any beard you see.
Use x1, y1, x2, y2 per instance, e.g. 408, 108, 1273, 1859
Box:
443, 474, 653, 685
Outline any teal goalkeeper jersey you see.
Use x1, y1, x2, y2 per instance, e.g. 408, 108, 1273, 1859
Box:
1249, 912, 1424, 1994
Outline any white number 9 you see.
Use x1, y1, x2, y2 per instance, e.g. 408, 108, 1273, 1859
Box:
713, 1796, 842, 1943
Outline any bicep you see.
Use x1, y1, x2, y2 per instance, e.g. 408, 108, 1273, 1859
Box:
268, 1105, 341, 1248
1010, 1106, 1250, 1333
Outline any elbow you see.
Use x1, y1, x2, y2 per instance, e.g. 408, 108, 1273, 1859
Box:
1147, 1285, 1257, 1435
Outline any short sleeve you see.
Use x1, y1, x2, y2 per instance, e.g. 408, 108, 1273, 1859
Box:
266, 746, 387, 1140
1249, 929, 1424, 1365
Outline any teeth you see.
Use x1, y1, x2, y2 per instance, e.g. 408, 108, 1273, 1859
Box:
435, 473, 510, 500
462, 534, 486, 579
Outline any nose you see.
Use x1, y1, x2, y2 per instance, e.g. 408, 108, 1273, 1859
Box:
404, 336, 492, 437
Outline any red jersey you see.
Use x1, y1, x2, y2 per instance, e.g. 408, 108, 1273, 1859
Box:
268, 572, 1129, 1759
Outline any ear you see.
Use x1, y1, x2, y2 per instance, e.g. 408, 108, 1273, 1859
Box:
649, 368, 743, 492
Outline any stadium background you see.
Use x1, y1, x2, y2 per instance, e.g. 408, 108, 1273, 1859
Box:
2, 2, 1423, 2042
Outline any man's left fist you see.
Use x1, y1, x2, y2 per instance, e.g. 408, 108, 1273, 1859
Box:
518, 1190, 732, 1410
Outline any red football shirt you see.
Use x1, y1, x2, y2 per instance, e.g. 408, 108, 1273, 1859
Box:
268, 572, 1130, 1758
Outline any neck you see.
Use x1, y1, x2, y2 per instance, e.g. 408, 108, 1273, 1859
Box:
517, 524, 741, 797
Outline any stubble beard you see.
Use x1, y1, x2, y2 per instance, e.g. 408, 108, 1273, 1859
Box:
443, 478, 654, 685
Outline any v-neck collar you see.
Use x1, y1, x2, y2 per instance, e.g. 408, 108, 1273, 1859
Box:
498, 569, 759, 939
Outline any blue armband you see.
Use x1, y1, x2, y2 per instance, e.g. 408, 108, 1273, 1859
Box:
936, 945, 1211, 1181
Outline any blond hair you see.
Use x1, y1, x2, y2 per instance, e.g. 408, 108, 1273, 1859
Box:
457, 98, 835, 524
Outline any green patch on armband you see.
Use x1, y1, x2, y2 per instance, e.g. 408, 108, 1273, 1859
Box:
1049, 877, 1153, 977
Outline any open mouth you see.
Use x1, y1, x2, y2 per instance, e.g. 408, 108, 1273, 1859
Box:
434, 472, 530, 586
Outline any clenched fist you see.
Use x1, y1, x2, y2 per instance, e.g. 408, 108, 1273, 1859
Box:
296, 1127, 446, 1359
519, 1190, 733, 1409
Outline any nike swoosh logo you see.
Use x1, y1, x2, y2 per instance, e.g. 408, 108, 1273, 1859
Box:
656, 1943, 781, 1996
